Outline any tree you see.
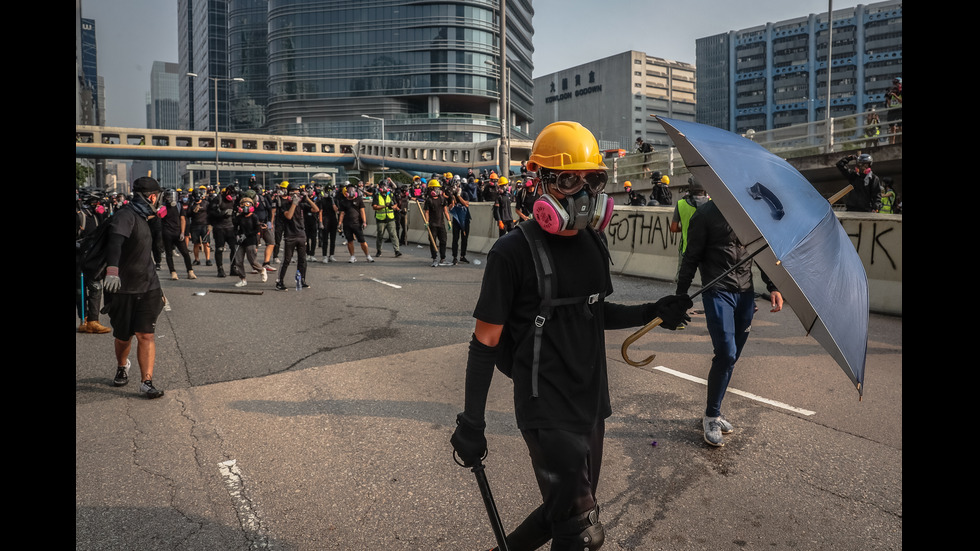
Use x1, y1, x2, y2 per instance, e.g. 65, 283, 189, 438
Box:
76, 162, 94, 187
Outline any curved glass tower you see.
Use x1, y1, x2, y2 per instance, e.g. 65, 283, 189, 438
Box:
266, 0, 533, 142
228, 0, 269, 133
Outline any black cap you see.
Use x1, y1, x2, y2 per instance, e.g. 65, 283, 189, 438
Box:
132, 176, 161, 194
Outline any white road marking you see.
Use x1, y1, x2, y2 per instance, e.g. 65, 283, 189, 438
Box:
652, 365, 817, 416
370, 277, 402, 289
217, 459, 270, 547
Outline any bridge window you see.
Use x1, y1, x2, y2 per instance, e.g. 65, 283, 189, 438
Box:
76, 132, 94, 143
221, 138, 236, 149
341, 145, 353, 154
176, 137, 192, 147
463, 150, 470, 163
479, 148, 493, 161
422, 149, 429, 160
451, 150, 459, 163
199, 137, 214, 147
127, 135, 146, 146
303, 143, 316, 153
283, 142, 297, 152
243, 140, 257, 150
321, 144, 335, 153
263, 141, 278, 151
151, 136, 169, 146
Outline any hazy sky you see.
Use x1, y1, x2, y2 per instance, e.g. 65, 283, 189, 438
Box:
80, 0, 861, 128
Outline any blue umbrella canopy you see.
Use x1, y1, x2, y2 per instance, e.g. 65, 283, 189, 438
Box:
656, 116, 868, 396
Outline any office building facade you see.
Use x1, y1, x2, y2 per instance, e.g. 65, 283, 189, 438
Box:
696, 0, 902, 133
264, 0, 534, 142
531, 51, 695, 150
148, 62, 181, 187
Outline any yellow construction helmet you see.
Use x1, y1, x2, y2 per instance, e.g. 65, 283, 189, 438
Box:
623, 181, 632, 187
662, 175, 670, 185
427, 179, 442, 188
280, 181, 289, 188
499, 176, 509, 186
527, 121, 606, 172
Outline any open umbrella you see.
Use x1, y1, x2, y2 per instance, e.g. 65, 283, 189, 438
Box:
649, 116, 868, 396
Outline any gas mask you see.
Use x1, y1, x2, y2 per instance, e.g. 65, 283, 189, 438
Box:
532, 171, 613, 234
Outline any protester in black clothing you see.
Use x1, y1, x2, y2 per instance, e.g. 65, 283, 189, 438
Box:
275, 182, 319, 290
337, 181, 374, 263
76, 191, 112, 334
394, 184, 410, 246
231, 196, 267, 287
450, 121, 691, 551
836, 154, 882, 212
422, 179, 452, 266
104, 176, 167, 399
159, 189, 196, 281
318, 184, 340, 261
493, 177, 516, 236
208, 185, 239, 277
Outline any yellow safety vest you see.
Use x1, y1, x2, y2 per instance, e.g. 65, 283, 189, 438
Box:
374, 193, 394, 220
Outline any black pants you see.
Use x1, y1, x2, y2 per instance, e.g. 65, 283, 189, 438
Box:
162, 232, 193, 273
428, 225, 447, 260
395, 211, 408, 244
278, 237, 307, 284
504, 421, 604, 551
212, 225, 238, 269
452, 218, 469, 260
320, 219, 338, 257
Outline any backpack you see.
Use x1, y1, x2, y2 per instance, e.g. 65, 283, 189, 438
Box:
77, 215, 114, 281
495, 220, 610, 398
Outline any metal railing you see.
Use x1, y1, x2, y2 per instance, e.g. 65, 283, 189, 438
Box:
610, 107, 902, 188
743, 107, 902, 158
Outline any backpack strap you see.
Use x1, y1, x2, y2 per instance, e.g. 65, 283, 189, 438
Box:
517, 220, 607, 398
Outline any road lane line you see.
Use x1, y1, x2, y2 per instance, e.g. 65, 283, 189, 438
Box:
652, 365, 817, 416
370, 277, 402, 289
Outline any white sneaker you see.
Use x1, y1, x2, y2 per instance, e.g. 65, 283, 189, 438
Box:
322, 257, 330, 264
235, 279, 248, 287
309, 256, 318, 262
261, 270, 268, 282
349, 255, 357, 263
366, 255, 375, 263
328, 255, 337, 262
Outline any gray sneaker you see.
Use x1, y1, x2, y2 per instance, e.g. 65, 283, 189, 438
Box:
717, 415, 734, 434
139, 380, 165, 399
113, 359, 131, 387
703, 416, 725, 447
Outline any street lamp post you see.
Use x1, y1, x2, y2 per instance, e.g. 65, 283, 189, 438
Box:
361, 114, 386, 181
187, 73, 244, 187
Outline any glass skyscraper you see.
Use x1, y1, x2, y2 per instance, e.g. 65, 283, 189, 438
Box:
264, 0, 533, 142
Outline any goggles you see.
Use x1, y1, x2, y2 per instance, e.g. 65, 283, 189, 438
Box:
547, 170, 608, 196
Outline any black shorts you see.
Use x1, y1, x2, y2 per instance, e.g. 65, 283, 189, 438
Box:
104, 288, 165, 340
190, 225, 209, 245
342, 225, 366, 243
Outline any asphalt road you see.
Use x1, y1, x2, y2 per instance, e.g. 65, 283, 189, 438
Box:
76, 240, 902, 550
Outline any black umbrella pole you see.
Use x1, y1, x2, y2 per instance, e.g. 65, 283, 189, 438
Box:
472, 461, 510, 551
689, 243, 770, 301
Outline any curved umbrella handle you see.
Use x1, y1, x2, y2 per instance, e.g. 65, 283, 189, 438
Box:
621, 317, 664, 366
748, 182, 784, 220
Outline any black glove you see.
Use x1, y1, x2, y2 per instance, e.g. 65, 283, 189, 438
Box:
650, 294, 693, 330
450, 412, 487, 467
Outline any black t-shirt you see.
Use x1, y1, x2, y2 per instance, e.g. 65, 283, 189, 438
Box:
281, 197, 308, 239
473, 225, 614, 432
423, 194, 447, 227
338, 195, 365, 227
187, 198, 209, 227
109, 206, 160, 294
